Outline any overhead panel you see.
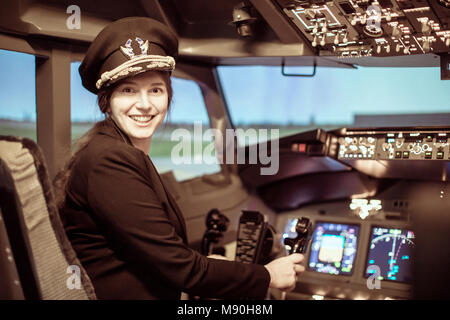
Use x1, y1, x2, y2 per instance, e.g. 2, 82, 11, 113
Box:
274, 0, 450, 58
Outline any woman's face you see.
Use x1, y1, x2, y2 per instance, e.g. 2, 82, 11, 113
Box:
108, 71, 169, 147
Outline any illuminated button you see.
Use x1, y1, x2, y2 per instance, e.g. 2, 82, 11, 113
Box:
291, 143, 298, 152
298, 143, 307, 153
403, 151, 410, 159
437, 152, 444, 159
425, 151, 432, 159
395, 151, 402, 159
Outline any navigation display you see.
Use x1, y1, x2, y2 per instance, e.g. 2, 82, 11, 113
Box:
308, 222, 359, 275
366, 227, 415, 283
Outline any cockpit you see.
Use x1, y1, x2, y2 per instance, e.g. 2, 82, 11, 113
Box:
0, 0, 449, 301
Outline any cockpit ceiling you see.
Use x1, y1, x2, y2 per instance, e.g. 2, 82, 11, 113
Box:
0, 0, 448, 68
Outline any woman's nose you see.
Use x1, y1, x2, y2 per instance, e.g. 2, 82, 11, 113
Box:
136, 91, 152, 110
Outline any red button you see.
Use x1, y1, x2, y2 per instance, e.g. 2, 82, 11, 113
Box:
298, 143, 306, 153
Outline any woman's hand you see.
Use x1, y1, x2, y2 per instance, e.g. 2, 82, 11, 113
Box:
264, 254, 305, 292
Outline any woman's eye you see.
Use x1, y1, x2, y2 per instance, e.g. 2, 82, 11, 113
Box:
150, 87, 164, 94
121, 87, 134, 93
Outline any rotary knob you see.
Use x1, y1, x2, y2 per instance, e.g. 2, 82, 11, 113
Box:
413, 144, 422, 154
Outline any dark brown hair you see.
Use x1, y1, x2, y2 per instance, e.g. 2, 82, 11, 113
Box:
54, 71, 173, 208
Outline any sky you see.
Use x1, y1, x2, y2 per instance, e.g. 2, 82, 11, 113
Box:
218, 65, 450, 125
1, 48, 449, 125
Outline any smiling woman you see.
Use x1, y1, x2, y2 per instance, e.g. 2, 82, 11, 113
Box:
53, 16, 306, 300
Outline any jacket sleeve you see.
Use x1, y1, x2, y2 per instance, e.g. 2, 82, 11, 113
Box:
86, 145, 270, 299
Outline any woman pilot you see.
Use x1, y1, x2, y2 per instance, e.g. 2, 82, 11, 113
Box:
56, 16, 304, 299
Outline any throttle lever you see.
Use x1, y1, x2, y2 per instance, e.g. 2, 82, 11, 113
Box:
283, 217, 312, 254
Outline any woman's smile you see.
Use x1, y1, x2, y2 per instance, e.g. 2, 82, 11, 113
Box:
128, 114, 156, 125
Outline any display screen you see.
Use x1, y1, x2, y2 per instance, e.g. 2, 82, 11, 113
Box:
366, 227, 415, 283
308, 222, 359, 275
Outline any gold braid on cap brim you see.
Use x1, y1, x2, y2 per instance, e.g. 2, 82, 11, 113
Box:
96, 55, 176, 90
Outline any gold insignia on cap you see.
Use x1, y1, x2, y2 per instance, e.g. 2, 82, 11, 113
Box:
120, 37, 149, 60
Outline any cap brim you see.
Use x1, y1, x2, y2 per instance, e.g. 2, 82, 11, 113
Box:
96, 55, 175, 91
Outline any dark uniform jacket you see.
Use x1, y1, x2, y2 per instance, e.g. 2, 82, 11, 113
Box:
59, 118, 270, 299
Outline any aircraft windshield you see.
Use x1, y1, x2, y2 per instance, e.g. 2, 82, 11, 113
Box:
218, 65, 450, 143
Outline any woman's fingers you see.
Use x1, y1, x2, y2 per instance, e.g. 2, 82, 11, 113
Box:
283, 282, 297, 292
288, 253, 304, 263
294, 264, 305, 274
264, 253, 306, 290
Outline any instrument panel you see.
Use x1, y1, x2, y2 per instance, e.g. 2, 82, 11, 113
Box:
337, 130, 450, 160
276, 0, 450, 58
276, 200, 416, 300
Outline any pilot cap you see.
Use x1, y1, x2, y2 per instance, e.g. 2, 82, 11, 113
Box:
79, 17, 178, 94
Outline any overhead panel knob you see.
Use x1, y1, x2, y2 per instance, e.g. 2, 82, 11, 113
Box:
392, 26, 401, 37
423, 39, 430, 52
377, 45, 382, 54
386, 12, 392, 22
361, 14, 367, 25
322, 21, 327, 33
334, 33, 340, 45
421, 21, 432, 35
